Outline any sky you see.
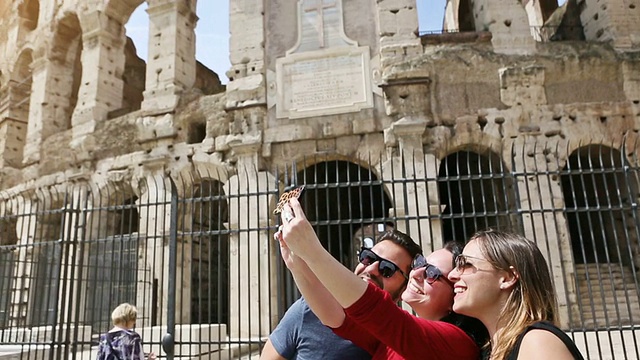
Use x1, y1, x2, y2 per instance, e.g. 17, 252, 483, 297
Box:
125, 0, 566, 84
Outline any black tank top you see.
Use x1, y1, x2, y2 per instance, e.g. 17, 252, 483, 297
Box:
506, 321, 585, 360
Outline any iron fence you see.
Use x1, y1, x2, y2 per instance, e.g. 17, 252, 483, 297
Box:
0, 141, 638, 359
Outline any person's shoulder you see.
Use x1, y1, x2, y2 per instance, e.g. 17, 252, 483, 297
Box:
518, 324, 580, 360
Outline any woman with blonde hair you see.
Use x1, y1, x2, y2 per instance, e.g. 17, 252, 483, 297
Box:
448, 229, 584, 360
96, 303, 156, 360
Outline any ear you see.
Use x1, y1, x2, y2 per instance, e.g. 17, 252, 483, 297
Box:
499, 266, 519, 290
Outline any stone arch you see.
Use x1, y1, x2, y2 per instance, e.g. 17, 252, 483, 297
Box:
444, 0, 476, 32
560, 144, 639, 267
84, 179, 140, 334
119, 1, 148, 114
104, 0, 146, 23
50, 11, 83, 130
179, 173, 230, 326
28, 187, 66, 326
17, 0, 39, 32
437, 147, 520, 242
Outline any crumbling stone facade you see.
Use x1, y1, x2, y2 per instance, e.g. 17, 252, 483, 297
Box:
1, 0, 639, 358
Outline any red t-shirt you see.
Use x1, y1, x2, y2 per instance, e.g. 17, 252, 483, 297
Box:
333, 283, 479, 360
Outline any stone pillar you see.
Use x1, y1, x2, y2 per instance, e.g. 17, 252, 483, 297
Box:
472, 0, 535, 55
381, 117, 442, 250
580, 0, 640, 49
135, 165, 185, 326
0, 115, 27, 168
9, 194, 37, 326
141, 0, 197, 113
509, 138, 574, 328
224, 140, 278, 339
226, 0, 266, 109
376, 0, 422, 67
73, 12, 126, 136
57, 182, 92, 342
23, 57, 70, 165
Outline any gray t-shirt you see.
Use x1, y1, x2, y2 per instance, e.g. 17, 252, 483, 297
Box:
269, 297, 371, 360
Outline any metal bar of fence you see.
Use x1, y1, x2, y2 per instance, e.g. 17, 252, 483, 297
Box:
0, 144, 639, 359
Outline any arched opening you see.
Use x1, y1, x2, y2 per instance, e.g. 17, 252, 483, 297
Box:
29, 196, 64, 327
561, 146, 637, 266
457, 0, 475, 32
18, 0, 39, 31
438, 150, 518, 242
561, 145, 640, 328
85, 191, 140, 334
194, 1, 226, 93
443, 0, 476, 33
190, 179, 229, 326
526, 0, 584, 41
51, 12, 82, 130
120, 3, 148, 115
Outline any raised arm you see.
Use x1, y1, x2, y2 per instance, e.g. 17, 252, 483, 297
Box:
280, 199, 368, 308
276, 225, 346, 328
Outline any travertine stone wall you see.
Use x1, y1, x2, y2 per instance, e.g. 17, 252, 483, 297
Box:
580, 0, 640, 49
0, 0, 639, 347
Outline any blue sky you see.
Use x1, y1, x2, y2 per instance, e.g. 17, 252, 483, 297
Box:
125, 0, 565, 84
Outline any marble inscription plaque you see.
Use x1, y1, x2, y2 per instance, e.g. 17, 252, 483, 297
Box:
276, 46, 372, 119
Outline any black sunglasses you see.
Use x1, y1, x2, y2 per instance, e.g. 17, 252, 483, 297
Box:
358, 248, 408, 279
412, 254, 453, 287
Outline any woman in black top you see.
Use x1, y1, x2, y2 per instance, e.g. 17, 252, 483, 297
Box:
448, 230, 584, 360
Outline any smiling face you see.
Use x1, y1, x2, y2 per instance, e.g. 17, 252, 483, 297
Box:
401, 248, 455, 320
448, 239, 504, 322
354, 239, 412, 301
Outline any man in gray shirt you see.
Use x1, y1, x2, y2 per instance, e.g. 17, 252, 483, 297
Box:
260, 230, 421, 359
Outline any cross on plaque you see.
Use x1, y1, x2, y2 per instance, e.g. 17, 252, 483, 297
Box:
303, 0, 337, 48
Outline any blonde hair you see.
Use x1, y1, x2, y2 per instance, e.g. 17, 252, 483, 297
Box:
470, 230, 558, 360
111, 303, 138, 327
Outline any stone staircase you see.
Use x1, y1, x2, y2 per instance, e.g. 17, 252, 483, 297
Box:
573, 263, 640, 328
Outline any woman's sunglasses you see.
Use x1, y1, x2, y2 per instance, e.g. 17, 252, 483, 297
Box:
454, 254, 491, 274
358, 248, 408, 279
412, 254, 454, 287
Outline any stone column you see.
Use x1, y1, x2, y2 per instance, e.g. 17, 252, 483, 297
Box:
0, 113, 27, 168
580, 0, 640, 49
226, 0, 266, 110
224, 140, 278, 339
141, 0, 197, 113
72, 12, 126, 136
509, 137, 574, 328
58, 181, 92, 344
9, 194, 37, 327
375, 0, 422, 67
381, 117, 442, 251
135, 164, 185, 326
23, 57, 70, 165
472, 0, 535, 55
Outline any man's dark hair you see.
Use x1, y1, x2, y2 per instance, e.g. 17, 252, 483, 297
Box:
440, 240, 490, 351
376, 229, 422, 261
